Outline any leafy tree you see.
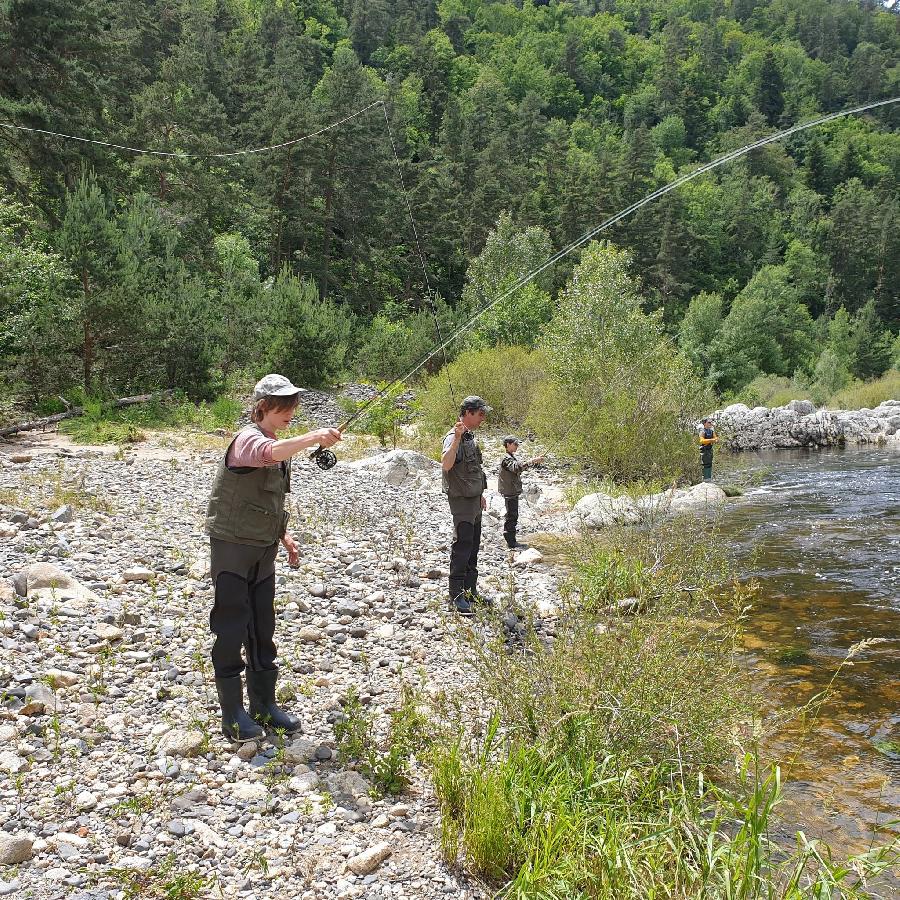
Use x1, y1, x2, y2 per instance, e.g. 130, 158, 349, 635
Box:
710, 265, 815, 393
755, 50, 785, 126
462, 212, 553, 349
57, 170, 121, 394
678, 292, 723, 380
848, 299, 894, 381
0, 193, 77, 396
535, 243, 711, 482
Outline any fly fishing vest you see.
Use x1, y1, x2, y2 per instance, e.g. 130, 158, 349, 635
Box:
498, 454, 524, 497
206, 426, 291, 547
442, 430, 487, 500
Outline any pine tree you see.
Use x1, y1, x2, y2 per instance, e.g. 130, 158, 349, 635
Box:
58, 171, 119, 394
755, 50, 784, 126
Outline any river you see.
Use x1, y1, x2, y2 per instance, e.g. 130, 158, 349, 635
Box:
719, 444, 899, 859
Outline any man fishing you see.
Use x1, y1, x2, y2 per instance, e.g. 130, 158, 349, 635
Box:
441, 396, 491, 616
698, 417, 718, 482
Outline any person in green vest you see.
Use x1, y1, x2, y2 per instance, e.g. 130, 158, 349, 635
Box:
441, 396, 490, 616
206, 374, 341, 742
497, 436, 544, 549
698, 417, 718, 482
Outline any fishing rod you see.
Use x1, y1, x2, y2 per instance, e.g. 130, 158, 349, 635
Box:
307, 95, 900, 469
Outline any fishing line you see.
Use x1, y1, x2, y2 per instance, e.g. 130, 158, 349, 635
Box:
316, 95, 900, 457
0, 100, 385, 158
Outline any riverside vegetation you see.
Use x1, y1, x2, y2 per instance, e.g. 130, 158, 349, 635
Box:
416, 520, 899, 898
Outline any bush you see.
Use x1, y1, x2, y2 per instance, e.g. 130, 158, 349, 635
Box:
339, 383, 409, 447
827, 369, 900, 410
737, 374, 811, 408
353, 296, 460, 382
534, 243, 712, 483
414, 345, 546, 436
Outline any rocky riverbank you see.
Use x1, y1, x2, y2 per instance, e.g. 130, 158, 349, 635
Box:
713, 398, 900, 451
0, 434, 572, 900
0, 419, 743, 899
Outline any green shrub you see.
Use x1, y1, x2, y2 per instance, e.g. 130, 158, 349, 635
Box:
414, 345, 546, 436
737, 374, 811, 409
353, 297, 461, 382
534, 243, 712, 482
339, 383, 408, 447
827, 368, 900, 410
265, 269, 353, 388
333, 685, 426, 797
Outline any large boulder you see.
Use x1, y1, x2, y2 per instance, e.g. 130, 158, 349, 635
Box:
668, 482, 727, 514
570, 493, 640, 529
345, 449, 439, 487
787, 399, 816, 415
20, 563, 100, 610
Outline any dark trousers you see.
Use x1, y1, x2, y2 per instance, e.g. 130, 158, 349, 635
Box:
701, 450, 713, 482
209, 538, 279, 678
503, 495, 519, 547
449, 515, 482, 602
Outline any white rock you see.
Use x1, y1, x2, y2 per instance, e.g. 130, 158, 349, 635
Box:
345, 449, 440, 487
43, 668, 80, 688
94, 623, 123, 642
23, 563, 100, 609
513, 548, 543, 567
226, 782, 268, 802
288, 772, 320, 794
156, 729, 206, 758
0, 752, 27, 774
571, 493, 640, 528
75, 790, 97, 810
346, 842, 392, 876
668, 482, 727, 514
122, 567, 155, 582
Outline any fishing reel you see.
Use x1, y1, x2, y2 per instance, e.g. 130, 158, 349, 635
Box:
310, 446, 338, 470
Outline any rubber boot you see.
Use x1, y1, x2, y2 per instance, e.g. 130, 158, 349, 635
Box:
215, 676, 265, 743
246, 668, 301, 734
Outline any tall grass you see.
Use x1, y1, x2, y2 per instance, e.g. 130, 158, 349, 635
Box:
828, 369, 900, 410
424, 521, 898, 898
59, 393, 241, 443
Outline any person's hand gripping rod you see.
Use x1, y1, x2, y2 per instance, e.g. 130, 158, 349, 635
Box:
308, 422, 346, 470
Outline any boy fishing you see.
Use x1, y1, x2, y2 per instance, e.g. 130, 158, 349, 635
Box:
497, 436, 544, 550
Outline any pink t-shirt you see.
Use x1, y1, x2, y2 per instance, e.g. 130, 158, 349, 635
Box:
226, 425, 276, 468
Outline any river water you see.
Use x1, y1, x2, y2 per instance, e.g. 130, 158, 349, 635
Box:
719, 444, 899, 857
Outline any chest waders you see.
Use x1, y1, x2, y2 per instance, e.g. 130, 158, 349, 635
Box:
700, 428, 715, 481
443, 431, 488, 615
499, 455, 526, 549
206, 429, 300, 741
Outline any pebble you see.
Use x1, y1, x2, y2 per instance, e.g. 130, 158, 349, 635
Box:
347, 842, 392, 875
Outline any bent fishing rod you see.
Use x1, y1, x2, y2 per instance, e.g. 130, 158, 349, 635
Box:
308, 95, 900, 469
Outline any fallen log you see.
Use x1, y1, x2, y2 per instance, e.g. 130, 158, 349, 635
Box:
0, 391, 174, 438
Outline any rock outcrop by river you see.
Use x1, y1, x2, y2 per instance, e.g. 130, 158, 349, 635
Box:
713, 399, 900, 451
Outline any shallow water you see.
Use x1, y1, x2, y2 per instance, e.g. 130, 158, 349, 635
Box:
719, 445, 899, 857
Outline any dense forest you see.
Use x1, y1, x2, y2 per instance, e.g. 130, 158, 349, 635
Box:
1, 0, 898, 410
